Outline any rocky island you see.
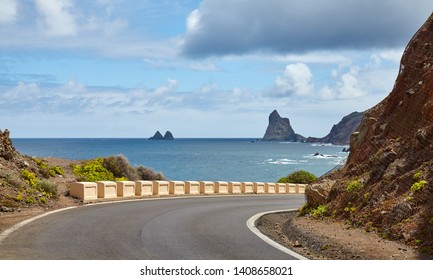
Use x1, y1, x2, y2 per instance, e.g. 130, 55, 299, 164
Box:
262, 110, 306, 142
148, 130, 174, 140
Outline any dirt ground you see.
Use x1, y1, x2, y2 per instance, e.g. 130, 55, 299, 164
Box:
0, 157, 81, 234
257, 211, 430, 260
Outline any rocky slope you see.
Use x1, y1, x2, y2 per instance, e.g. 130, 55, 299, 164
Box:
305, 13, 433, 255
307, 111, 364, 145
262, 110, 305, 141
0, 129, 78, 213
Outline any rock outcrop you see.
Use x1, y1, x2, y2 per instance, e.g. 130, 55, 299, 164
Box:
0, 128, 18, 160
262, 110, 305, 142
163, 131, 174, 140
148, 131, 174, 140
307, 111, 364, 145
304, 13, 433, 253
148, 131, 164, 140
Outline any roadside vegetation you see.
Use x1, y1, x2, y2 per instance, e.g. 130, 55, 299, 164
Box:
71, 155, 165, 182
1, 154, 164, 211
277, 170, 317, 184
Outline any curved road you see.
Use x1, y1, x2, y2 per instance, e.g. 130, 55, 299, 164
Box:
0, 195, 304, 259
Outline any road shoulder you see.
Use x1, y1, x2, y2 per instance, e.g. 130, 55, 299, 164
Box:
257, 211, 426, 260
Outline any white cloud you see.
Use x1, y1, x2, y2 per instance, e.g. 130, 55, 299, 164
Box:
379, 49, 404, 64
273, 63, 313, 97
85, 17, 128, 36
35, 0, 78, 36
0, 0, 17, 25
318, 66, 368, 100
186, 9, 201, 33
181, 0, 432, 57
337, 67, 366, 99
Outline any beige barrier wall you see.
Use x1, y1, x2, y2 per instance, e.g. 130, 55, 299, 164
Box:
215, 181, 229, 194
185, 181, 200, 195
135, 180, 153, 196
265, 182, 276, 194
254, 182, 266, 194
96, 181, 117, 198
200, 181, 215, 194
152, 181, 170, 195
241, 182, 254, 194
298, 184, 306, 194
69, 182, 97, 200
169, 181, 186, 195
228, 181, 242, 194
116, 181, 136, 198
276, 183, 287, 194
287, 183, 296, 194
70, 180, 306, 201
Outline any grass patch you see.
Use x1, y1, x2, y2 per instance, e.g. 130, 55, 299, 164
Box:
346, 180, 363, 192
36, 180, 59, 199
411, 180, 427, 192
310, 205, 328, 219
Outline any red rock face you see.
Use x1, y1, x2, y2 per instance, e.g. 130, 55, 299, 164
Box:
346, 13, 433, 179
306, 13, 433, 251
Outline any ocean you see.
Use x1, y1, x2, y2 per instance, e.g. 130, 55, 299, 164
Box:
12, 138, 348, 182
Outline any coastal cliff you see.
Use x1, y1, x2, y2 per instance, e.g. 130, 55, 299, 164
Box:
262, 110, 305, 142
307, 111, 364, 145
305, 13, 433, 254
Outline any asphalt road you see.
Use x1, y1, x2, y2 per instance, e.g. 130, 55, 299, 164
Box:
0, 195, 304, 259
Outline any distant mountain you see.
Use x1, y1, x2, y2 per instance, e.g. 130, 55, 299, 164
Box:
307, 111, 364, 145
148, 130, 174, 140
262, 110, 305, 142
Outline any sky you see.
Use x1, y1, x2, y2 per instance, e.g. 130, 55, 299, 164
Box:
0, 0, 431, 138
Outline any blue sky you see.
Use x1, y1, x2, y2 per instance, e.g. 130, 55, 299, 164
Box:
0, 0, 431, 138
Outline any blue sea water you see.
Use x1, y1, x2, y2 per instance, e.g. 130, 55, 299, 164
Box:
12, 138, 348, 182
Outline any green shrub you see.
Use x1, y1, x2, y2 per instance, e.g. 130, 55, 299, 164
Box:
413, 170, 423, 181
21, 170, 38, 187
35, 158, 65, 177
73, 156, 166, 182
50, 166, 65, 176
310, 205, 328, 219
277, 170, 317, 184
411, 180, 427, 192
136, 166, 166, 180
72, 157, 116, 182
14, 192, 23, 202
346, 180, 363, 192
102, 155, 136, 180
36, 180, 59, 199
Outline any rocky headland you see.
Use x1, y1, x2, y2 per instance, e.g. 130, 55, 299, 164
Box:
307, 111, 364, 145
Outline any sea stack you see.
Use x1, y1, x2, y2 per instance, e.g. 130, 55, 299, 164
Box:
148, 130, 174, 140
163, 131, 174, 140
262, 110, 305, 142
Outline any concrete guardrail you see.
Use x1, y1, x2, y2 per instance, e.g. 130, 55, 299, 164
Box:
68, 180, 306, 201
